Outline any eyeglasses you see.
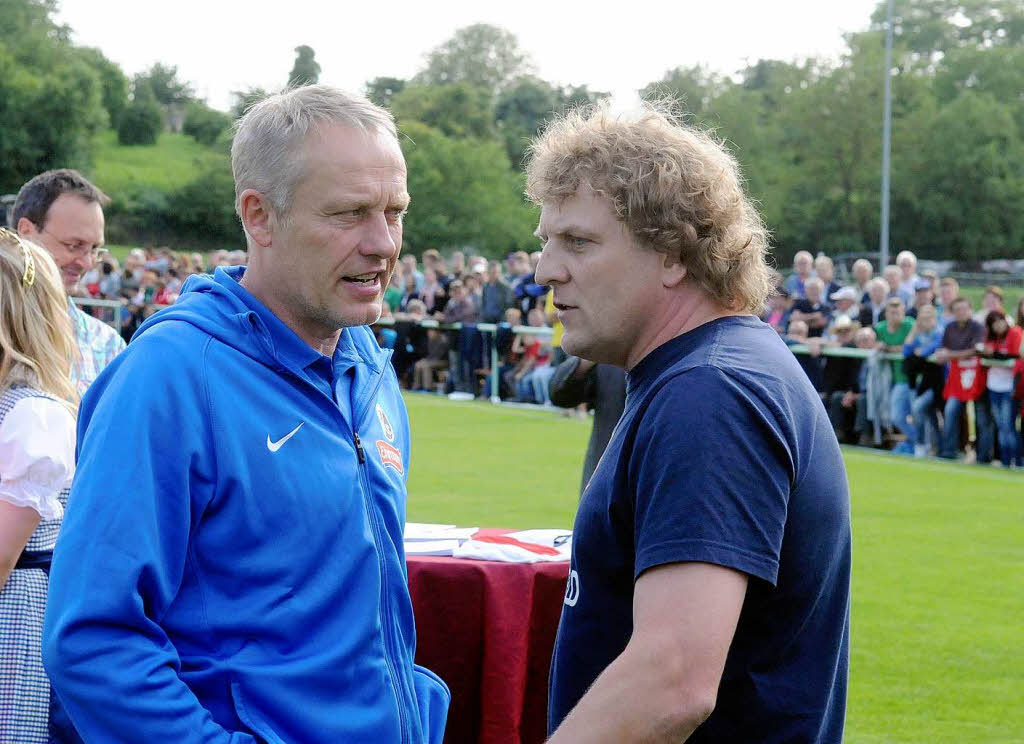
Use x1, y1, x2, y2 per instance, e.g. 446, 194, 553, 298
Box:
40, 227, 108, 261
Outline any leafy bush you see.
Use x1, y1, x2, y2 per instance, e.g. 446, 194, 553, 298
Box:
117, 94, 162, 145
183, 102, 232, 147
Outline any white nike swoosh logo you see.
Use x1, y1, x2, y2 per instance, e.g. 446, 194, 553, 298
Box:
267, 423, 304, 452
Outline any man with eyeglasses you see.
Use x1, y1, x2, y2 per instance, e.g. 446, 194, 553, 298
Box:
14, 169, 125, 396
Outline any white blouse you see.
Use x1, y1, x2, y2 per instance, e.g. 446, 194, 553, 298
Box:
0, 397, 75, 520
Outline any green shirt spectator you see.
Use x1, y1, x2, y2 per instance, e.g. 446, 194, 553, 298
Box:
384, 284, 403, 312
875, 316, 914, 384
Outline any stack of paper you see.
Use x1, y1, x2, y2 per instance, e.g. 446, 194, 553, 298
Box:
404, 523, 479, 556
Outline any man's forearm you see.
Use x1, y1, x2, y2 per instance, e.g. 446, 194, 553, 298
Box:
547, 637, 713, 744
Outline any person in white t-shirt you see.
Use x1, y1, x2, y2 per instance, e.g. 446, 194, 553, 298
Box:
0, 229, 77, 744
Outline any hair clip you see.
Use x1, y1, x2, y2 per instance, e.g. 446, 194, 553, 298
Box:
0, 228, 36, 288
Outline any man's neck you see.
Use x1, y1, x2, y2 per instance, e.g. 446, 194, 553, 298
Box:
239, 271, 342, 357
625, 290, 741, 371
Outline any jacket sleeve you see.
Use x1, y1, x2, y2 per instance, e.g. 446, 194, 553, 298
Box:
42, 332, 255, 744
548, 356, 595, 409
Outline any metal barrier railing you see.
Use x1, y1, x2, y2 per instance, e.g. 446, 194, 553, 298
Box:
374, 317, 553, 402
71, 296, 129, 334
67, 297, 1014, 402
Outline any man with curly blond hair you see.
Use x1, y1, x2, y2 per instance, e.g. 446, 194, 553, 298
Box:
531, 103, 850, 744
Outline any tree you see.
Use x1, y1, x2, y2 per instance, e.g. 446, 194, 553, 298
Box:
183, 102, 232, 147
230, 86, 271, 118
0, 0, 107, 190
390, 83, 495, 139
893, 91, 1024, 263
557, 84, 609, 110
134, 63, 193, 106
495, 76, 559, 168
639, 64, 729, 120
415, 24, 531, 93
117, 87, 163, 145
400, 120, 537, 256
365, 76, 406, 109
870, 0, 1024, 56
75, 46, 129, 126
288, 45, 320, 87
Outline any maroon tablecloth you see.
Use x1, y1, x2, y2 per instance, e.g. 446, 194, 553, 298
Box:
407, 533, 569, 744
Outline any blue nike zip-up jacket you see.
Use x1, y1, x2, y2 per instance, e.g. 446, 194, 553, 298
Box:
43, 266, 450, 743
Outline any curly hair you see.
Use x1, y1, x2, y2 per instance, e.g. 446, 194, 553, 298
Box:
525, 102, 773, 314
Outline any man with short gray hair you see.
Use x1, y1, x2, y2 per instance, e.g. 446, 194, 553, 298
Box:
44, 85, 449, 743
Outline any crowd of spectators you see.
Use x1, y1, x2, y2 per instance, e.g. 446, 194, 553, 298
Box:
376, 249, 562, 403
73, 247, 248, 339
768, 249, 1024, 466
74, 245, 1024, 465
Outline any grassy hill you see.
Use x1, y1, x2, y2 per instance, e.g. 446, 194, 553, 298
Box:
87, 129, 224, 197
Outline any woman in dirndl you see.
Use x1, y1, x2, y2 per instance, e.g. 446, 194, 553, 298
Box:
0, 228, 77, 744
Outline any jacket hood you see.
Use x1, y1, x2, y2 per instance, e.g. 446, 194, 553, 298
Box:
133, 265, 387, 376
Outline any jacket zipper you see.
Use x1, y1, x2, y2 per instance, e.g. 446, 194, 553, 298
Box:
350, 361, 411, 744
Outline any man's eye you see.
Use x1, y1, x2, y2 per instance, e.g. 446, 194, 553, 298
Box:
566, 236, 588, 249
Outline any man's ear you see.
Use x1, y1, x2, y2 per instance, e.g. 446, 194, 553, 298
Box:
662, 252, 687, 289
238, 189, 275, 248
16, 217, 40, 239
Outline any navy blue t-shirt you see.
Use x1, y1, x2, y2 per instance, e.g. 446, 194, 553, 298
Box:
548, 316, 851, 743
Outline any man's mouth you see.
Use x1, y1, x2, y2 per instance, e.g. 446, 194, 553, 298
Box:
343, 271, 382, 285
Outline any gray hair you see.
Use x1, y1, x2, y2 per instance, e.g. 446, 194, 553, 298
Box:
868, 277, 889, 294
231, 85, 397, 220
896, 250, 916, 266
852, 258, 873, 275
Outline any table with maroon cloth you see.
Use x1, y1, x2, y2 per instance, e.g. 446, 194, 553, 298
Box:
407, 529, 570, 744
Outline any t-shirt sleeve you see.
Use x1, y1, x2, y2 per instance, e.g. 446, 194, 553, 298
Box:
630, 367, 793, 586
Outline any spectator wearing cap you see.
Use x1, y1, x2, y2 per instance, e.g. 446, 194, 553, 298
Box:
814, 255, 842, 299
875, 297, 916, 454
907, 278, 936, 319
790, 277, 832, 338
819, 315, 862, 443
828, 286, 860, 332
896, 250, 921, 303
858, 278, 889, 329
783, 250, 814, 298
851, 258, 873, 303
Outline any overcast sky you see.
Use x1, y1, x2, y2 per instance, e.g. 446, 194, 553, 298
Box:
56, 0, 882, 112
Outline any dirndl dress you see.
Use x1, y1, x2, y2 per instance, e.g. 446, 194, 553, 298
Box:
0, 385, 75, 744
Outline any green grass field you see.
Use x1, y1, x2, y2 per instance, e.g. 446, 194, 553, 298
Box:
403, 394, 1023, 743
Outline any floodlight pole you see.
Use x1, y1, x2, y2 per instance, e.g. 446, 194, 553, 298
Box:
879, 0, 894, 269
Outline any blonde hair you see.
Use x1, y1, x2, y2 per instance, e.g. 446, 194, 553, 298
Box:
0, 230, 77, 408
526, 101, 773, 314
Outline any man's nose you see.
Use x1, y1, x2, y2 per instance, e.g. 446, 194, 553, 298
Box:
534, 247, 566, 286
362, 213, 399, 259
